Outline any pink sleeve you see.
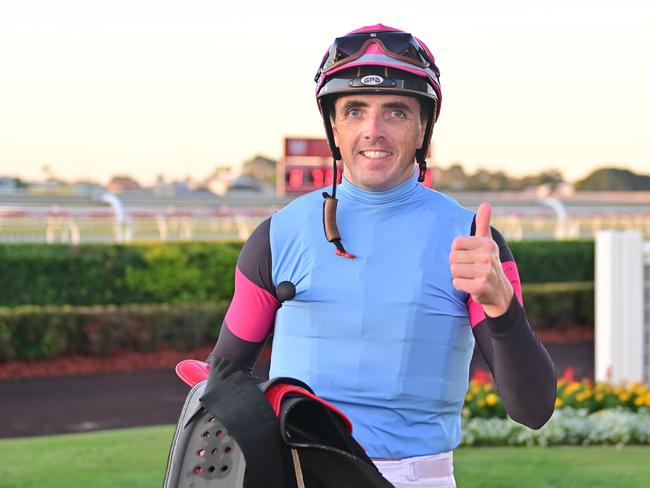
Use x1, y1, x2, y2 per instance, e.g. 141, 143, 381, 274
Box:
224, 267, 280, 342
468, 261, 523, 328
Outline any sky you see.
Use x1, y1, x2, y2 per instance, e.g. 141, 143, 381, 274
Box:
0, 0, 648, 185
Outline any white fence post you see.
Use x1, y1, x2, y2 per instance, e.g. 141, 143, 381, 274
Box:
100, 193, 127, 243
595, 231, 645, 383
539, 197, 568, 239
643, 241, 650, 385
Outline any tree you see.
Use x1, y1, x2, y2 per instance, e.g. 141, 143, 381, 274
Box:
435, 163, 467, 190
14, 177, 28, 189
107, 175, 141, 192
465, 168, 494, 191
433, 163, 566, 192
519, 169, 565, 191
574, 167, 650, 191
240, 155, 277, 186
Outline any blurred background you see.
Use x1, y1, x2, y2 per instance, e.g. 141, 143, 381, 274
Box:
1, 2, 649, 486
1, 0, 649, 244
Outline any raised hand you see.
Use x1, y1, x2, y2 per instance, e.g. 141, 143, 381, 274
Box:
449, 202, 514, 317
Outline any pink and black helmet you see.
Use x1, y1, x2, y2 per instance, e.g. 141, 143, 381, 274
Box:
315, 24, 441, 174
316, 24, 442, 259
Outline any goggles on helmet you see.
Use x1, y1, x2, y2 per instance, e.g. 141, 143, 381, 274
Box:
315, 31, 437, 82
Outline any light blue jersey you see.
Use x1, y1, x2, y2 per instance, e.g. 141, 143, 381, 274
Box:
268, 172, 475, 459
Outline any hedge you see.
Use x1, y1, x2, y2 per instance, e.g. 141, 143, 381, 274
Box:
0, 302, 227, 361
508, 240, 594, 283
0, 276, 594, 361
0, 242, 241, 306
0, 240, 594, 307
523, 281, 594, 328
0, 279, 589, 362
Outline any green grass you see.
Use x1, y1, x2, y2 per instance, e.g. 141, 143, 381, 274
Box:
0, 426, 649, 487
454, 445, 650, 487
0, 425, 173, 488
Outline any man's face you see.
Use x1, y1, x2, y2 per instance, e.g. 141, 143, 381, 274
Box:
331, 93, 425, 192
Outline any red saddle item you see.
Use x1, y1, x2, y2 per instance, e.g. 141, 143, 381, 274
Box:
174, 359, 353, 433
175, 359, 210, 387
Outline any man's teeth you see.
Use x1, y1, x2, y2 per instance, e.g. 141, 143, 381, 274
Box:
361, 151, 391, 159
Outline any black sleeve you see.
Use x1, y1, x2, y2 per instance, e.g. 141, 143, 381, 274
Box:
207, 218, 275, 376
473, 297, 557, 428
471, 219, 557, 429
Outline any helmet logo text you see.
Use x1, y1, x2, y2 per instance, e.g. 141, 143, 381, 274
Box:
360, 75, 384, 86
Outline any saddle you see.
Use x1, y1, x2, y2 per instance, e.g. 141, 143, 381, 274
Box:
163, 358, 392, 488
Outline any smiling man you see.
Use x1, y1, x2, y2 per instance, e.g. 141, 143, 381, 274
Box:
331, 94, 425, 191
207, 24, 557, 487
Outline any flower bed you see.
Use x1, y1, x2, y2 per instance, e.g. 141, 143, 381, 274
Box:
462, 370, 650, 446
555, 378, 650, 412
465, 370, 650, 419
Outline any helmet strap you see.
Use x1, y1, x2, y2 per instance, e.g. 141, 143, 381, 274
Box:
321, 158, 355, 259
417, 159, 427, 183
321, 101, 342, 161
415, 99, 435, 183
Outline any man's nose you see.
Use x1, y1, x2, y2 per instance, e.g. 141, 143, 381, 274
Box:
361, 111, 386, 140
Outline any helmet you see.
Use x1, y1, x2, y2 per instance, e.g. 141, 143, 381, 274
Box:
316, 24, 442, 260
315, 24, 441, 172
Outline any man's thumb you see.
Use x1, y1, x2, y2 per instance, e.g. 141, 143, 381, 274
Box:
475, 202, 492, 238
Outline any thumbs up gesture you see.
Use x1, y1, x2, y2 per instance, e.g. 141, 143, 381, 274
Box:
450, 202, 514, 317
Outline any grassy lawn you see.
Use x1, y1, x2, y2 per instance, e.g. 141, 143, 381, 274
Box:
0, 426, 173, 488
454, 445, 650, 487
0, 426, 649, 487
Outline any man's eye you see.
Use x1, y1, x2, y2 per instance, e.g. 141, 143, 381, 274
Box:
392, 110, 405, 118
348, 108, 361, 117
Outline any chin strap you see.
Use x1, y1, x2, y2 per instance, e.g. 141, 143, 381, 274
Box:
417, 159, 427, 183
321, 158, 355, 260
